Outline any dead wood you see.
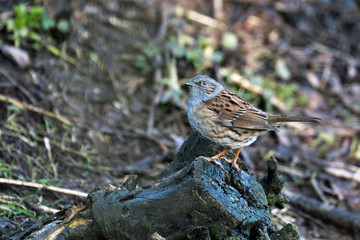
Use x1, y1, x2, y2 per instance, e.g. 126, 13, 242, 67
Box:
1, 132, 299, 240
283, 188, 360, 232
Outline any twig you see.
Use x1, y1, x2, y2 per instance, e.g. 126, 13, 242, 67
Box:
278, 165, 308, 179
283, 188, 360, 231
174, 5, 227, 30
0, 68, 37, 104
343, 95, 360, 114
230, 0, 270, 4
153, 0, 171, 44
1, 130, 93, 163
44, 137, 57, 179
312, 42, 359, 67
1, 131, 37, 147
147, 102, 156, 135
4, 143, 52, 179
118, 77, 145, 94
150, 232, 166, 240
37, 204, 59, 214
0, 193, 59, 214
213, 0, 225, 21
0, 194, 18, 203
107, 68, 123, 103
324, 165, 360, 183
147, 58, 164, 135
310, 177, 328, 204
45, 45, 76, 65
0, 178, 87, 197
0, 94, 72, 126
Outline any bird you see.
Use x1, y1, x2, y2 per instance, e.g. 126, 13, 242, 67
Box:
186, 75, 320, 172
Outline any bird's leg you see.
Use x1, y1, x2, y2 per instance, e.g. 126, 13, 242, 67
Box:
224, 147, 242, 172
199, 148, 231, 169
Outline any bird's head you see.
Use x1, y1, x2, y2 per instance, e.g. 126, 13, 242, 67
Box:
186, 75, 224, 104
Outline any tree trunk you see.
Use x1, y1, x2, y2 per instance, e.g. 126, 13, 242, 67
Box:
2, 132, 299, 240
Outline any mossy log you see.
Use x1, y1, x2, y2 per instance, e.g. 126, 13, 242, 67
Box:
2, 132, 299, 240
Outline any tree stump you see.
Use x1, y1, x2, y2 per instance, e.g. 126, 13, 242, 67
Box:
1, 132, 299, 240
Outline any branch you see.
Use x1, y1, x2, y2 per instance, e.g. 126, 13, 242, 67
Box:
0, 94, 72, 126
0, 178, 87, 197
283, 188, 360, 231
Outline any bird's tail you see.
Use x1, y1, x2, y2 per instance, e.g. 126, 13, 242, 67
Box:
268, 115, 321, 124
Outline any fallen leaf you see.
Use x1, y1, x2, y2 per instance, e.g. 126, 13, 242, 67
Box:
1, 45, 30, 68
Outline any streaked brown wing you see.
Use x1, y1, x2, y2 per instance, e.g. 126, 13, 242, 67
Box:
206, 89, 276, 131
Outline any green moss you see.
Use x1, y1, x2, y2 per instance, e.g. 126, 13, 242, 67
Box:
270, 223, 300, 240
266, 193, 288, 209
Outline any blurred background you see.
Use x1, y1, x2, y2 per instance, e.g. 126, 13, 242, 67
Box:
0, 0, 359, 239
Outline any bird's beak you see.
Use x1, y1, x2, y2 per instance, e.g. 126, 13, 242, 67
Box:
185, 81, 196, 87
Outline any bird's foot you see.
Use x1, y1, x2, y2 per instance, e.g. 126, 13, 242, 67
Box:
224, 158, 240, 172
199, 156, 224, 169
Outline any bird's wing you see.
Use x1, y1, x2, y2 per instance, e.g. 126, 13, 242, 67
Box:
205, 89, 276, 131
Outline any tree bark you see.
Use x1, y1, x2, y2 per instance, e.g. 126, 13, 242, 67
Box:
2, 132, 299, 240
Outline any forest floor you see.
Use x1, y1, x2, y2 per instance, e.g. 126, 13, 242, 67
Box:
0, 0, 360, 239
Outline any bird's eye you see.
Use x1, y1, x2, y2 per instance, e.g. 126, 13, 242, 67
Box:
200, 81, 208, 86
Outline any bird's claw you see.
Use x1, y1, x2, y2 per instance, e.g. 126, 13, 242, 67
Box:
198, 156, 225, 169
224, 158, 240, 172
199, 156, 241, 172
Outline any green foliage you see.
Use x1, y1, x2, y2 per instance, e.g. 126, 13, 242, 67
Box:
2, 103, 94, 183
14, 4, 54, 30
131, 42, 162, 74
0, 195, 37, 220
130, 33, 226, 75
168, 35, 224, 71
297, 93, 309, 107
39, 178, 60, 186
266, 193, 276, 207
0, 161, 14, 178
0, 103, 96, 222
228, 72, 303, 111
261, 150, 276, 161
262, 77, 297, 106
56, 19, 70, 33
275, 58, 291, 80
350, 139, 360, 159
311, 132, 336, 153
44, 117, 58, 134
250, 73, 305, 111
0, 3, 53, 49
222, 32, 238, 50
0, 3, 70, 52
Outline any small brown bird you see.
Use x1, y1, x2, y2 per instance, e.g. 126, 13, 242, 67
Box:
186, 75, 320, 172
